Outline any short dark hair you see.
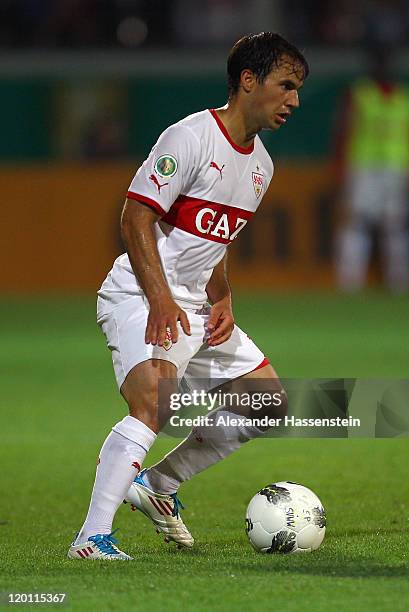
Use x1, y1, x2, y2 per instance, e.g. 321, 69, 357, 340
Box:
227, 32, 309, 98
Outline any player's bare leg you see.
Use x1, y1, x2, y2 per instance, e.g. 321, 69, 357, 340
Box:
120, 359, 178, 432
140, 363, 287, 499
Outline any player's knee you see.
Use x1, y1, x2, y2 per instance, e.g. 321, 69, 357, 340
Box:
126, 392, 160, 432
122, 376, 155, 409
122, 361, 176, 407
121, 373, 174, 432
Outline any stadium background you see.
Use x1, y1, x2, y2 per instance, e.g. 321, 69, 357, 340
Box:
2, 0, 409, 291
2, 1, 409, 610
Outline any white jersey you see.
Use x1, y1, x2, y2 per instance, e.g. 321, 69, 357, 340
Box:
98, 109, 274, 309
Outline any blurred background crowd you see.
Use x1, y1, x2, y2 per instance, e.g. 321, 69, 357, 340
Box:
1, 0, 408, 49
1, 0, 409, 293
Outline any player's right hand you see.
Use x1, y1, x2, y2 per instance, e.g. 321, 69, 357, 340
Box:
145, 295, 191, 346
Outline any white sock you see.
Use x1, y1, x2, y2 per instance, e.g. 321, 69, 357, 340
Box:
75, 415, 156, 544
143, 410, 263, 495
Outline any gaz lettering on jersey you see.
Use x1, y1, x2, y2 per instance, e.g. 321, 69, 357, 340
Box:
162, 195, 254, 244
195, 208, 247, 240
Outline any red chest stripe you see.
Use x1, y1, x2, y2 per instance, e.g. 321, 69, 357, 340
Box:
162, 195, 254, 244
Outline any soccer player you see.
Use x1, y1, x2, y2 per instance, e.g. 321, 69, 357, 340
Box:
68, 32, 308, 560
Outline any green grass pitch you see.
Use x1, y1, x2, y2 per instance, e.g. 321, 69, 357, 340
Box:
1, 293, 408, 610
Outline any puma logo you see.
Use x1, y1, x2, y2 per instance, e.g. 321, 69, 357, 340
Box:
210, 161, 225, 180
149, 174, 168, 193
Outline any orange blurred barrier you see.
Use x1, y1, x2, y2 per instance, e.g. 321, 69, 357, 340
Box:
2, 162, 337, 293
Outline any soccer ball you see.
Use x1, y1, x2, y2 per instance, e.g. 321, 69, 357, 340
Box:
245, 481, 326, 554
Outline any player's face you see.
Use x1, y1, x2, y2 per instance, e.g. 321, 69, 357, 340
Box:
252, 58, 304, 131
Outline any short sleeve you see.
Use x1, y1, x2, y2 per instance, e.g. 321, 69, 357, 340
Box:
127, 124, 199, 215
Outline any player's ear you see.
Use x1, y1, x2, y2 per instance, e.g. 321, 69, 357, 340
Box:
240, 69, 257, 94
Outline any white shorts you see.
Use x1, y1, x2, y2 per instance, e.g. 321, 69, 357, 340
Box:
345, 167, 408, 224
97, 295, 268, 391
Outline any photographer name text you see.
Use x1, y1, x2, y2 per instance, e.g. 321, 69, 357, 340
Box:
169, 415, 361, 428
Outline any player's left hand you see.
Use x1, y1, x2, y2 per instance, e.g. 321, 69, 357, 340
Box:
206, 297, 234, 346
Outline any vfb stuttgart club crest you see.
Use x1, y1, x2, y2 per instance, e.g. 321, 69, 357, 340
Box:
252, 171, 264, 198
163, 327, 173, 351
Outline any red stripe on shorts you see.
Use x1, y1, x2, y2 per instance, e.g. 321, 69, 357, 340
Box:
252, 357, 270, 371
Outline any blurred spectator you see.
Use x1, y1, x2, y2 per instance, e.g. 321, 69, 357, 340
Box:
334, 46, 409, 292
